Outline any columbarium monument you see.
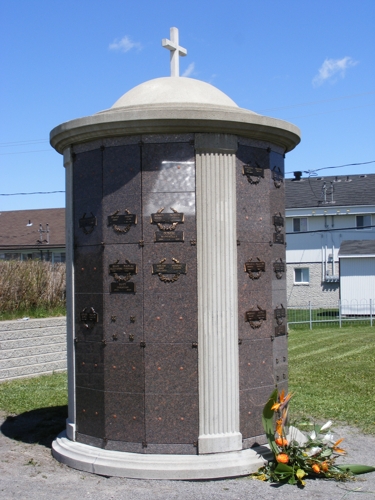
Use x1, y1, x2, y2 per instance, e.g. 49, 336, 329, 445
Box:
51, 28, 300, 479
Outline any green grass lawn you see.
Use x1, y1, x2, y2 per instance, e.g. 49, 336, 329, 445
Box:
288, 325, 375, 434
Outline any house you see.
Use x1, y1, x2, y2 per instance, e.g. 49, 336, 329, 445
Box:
285, 173, 375, 307
0, 208, 65, 263
338, 240, 375, 314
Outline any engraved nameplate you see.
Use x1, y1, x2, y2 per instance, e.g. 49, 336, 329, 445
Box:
245, 260, 265, 273
80, 309, 98, 323
243, 165, 264, 178
155, 231, 184, 243
109, 262, 137, 275
245, 309, 267, 322
274, 307, 286, 320
273, 260, 285, 274
151, 212, 184, 224
110, 282, 136, 294
108, 213, 137, 226
273, 215, 284, 227
79, 214, 97, 234
273, 233, 284, 244
275, 325, 286, 336
152, 262, 187, 274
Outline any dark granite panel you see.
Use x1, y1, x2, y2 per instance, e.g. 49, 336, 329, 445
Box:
270, 180, 285, 216
103, 292, 144, 344
272, 289, 287, 310
104, 343, 144, 393
142, 193, 196, 244
269, 150, 285, 177
276, 380, 288, 395
143, 244, 197, 295
273, 335, 288, 367
103, 136, 141, 148
239, 339, 274, 391
143, 292, 198, 343
238, 305, 272, 341
275, 364, 288, 385
240, 385, 275, 439
76, 387, 105, 438
142, 134, 194, 144
102, 144, 142, 245
74, 245, 104, 294
73, 149, 103, 200
76, 432, 105, 448
145, 343, 198, 395
237, 242, 272, 306
145, 394, 198, 444
73, 140, 103, 154
75, 341, 105, 390
75, 293, 103, 342
142, 142, 195, 193
105, 392, 145, 443
105, 440, 145, 453
146, 443, 197, 455
74, 202, 103, 248
103, 243, 143, 295
242, 434, 268, 449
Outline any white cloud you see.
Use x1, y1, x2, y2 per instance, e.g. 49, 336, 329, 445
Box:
109, 36, 142, 53
312, 57, 358, 87
182, 63, 195, 77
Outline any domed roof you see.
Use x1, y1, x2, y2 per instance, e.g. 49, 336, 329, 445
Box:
111, 77, 238, 109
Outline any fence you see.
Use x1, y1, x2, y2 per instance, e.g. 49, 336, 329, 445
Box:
288, 299, 374, 329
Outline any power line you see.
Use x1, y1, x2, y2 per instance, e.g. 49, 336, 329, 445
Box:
0, 149, 51, 155
0, 139, 47, 148
286, 225, 375, 235
0, 191, 65, 196
286, 160, 375, 176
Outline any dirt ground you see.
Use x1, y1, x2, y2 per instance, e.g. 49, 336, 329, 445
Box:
1, 408, 375, 500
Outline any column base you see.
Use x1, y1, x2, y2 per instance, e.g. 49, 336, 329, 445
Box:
198, 432, 242, 454
52, 432, 270, 480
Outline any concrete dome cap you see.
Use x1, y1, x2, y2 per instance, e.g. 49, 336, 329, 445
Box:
111, 77, 240, 110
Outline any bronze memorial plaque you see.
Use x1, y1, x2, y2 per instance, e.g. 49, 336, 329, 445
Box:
80, 307, 99, 328
152, 261, 187, 275
79, 213, 97, 234
275, 325, 286, 337
244, 259, 266, 273
243, 163, 264, 181
273, 215, 284, 228
273, 259, 285, 278
154, 231, 184, 242
109, 260, 137, 294
151, 207, 184, 242
274, 307, 286, 320
108, 209, 137, 234
151, 211, 184, 224
273, 233, 285, 244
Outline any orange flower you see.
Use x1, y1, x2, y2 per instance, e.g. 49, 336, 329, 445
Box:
321, 461, 329, 472
271, 389, 292, 412
275, 437, 288, 447
333, 438, 346, 454
276, 418, 283, 436
276, 453, 289, 464
312, 463, 320, 474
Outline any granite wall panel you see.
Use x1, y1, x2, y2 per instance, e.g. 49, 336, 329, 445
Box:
75, 293, 103, 343
74, 245, 104, 294
105, 392, 145, 443
240, 385, 274, 439
104, 343, 145, 394
75, 341, 105, 391
145, 343, 198, 395
102, 144, 142, 245
143, 292, 198, 343
103, 292, 144, 344
239, 339, 274, 391
76, 387, 105, 438
145, 394, 199, 445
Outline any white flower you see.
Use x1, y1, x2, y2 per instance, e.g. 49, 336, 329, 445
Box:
309, 430, 317, 440
322, 432, 334, 444
320, 420, 333, 431
306, 446, 322, 457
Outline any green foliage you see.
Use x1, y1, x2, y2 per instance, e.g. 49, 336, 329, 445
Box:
0, 372, 67, 414
262, 388, 279, 456
288, 325, 375, 434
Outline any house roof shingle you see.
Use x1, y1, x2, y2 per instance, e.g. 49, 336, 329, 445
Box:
285, 173, 375, 209
0, 208, 65, 250
339, 240, 375, 257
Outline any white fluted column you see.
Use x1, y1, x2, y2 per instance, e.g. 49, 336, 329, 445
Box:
64, 147, 76, 441
196, 134, 242, 454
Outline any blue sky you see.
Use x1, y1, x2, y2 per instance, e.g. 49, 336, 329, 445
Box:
1, 0, 374, 211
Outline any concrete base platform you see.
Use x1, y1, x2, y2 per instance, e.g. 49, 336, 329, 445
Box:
52, 432, 270, 480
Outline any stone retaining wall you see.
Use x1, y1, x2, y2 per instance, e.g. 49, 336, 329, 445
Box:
0, 317, 67, 381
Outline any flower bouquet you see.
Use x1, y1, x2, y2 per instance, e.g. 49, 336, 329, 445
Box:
253, 388, 375, 486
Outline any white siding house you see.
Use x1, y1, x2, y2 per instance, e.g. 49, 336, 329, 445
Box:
339, 240, 375, 315
285, 174, 375, 307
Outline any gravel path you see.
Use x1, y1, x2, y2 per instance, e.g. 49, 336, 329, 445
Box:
1, 411, 375, 500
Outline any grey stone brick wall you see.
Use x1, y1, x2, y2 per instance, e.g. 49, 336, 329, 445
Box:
0, 317, 67, 381
286, 262, 339, 308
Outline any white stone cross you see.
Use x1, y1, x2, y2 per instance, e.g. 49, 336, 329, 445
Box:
162, 27, 187, 77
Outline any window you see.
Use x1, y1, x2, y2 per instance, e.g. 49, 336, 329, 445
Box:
356, 215, 371, 229
294, 268, 309, 283
293, 217, 307, 232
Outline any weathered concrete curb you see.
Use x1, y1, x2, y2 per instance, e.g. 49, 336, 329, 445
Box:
0, 317, 67, 381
